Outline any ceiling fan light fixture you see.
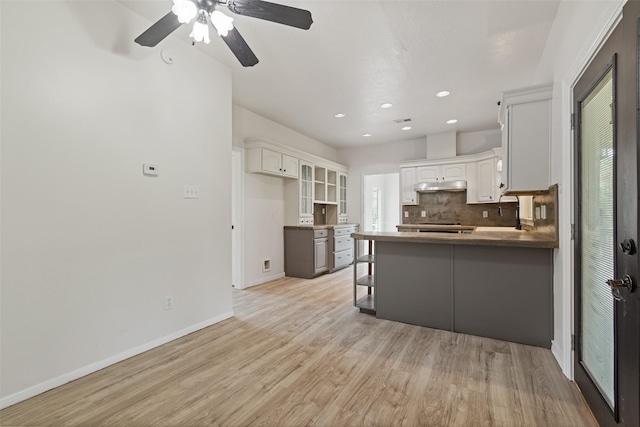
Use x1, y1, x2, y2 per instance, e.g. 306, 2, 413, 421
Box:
210, 10, 234, 37
171, 0, 197, 24
190, 10, 210, 44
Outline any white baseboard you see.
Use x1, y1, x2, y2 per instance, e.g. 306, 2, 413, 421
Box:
0, 311, 234, 410
551, 339, 572, 380
244, 272, 285, 288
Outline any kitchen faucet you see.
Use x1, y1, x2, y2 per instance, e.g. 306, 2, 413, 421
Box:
498, 194, 522, 230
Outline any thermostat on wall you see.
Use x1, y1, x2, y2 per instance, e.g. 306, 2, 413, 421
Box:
143, 163, 158, 176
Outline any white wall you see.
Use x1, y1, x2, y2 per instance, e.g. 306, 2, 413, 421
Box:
457, 129, 502, 155
231, 105, 337, 287
1, 0, 233, 406
233, 106, 338, 161
529, 0, 625, 377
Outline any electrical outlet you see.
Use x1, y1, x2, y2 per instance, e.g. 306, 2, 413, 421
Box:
421, 211, 426, 217
535, 207, 541, 219
263, 259, 271, 272
404, 211, 409, 218
483, 211, 488, 218
164, 295, 173, 310
183, 185, 200, 199
541, 205, 547, 220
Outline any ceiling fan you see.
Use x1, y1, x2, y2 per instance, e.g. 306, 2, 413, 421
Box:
135, 0, 313, 67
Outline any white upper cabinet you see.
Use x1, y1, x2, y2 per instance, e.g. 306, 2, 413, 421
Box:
442, 164, 466, 181
281, 154, 299, 178
498, 84, 553, 194
476, 158, 496, 202
416, 166, 439, 182
247, 147, 299, 178
401, 167, 418, 205
416, 164, 466, 182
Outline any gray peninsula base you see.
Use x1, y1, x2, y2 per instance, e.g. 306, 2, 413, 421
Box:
375, 241, 553, 348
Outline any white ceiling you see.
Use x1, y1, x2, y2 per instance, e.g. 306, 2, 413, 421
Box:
119, 0, 560, 149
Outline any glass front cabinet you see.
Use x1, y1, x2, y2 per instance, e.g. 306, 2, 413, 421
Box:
299, 162, 314, 222
338, 172, 348, 223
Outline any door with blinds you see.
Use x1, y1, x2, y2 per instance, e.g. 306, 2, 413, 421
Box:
573, 3, 639, 426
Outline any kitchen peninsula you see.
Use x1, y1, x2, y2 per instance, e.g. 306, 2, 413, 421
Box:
352, 228, 558, 348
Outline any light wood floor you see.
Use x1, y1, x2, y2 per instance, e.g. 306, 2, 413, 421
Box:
1, 267, 596, 426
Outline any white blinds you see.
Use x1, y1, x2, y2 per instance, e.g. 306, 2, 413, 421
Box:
580, 69, 615, 407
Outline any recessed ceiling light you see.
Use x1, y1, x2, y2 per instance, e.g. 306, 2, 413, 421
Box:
362, 133, 372, 137
446, 119, 458, 124
334, 113, 346, 118
436, 91, 450, 97
401, 126, 412, 131
380, 103, 393, 109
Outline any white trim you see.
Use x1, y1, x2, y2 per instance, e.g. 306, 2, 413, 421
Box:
563, 1, 625, 85
553, 0, 625, 379
232, 147, 245, 290
551, 340, 570, 377
399, 147, 501, 169
243, 272, 285, 288
0, 311, 235, 410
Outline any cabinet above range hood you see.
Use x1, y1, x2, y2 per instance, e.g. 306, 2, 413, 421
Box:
414, 180, 467, 193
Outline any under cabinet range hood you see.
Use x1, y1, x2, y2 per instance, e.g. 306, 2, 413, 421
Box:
414, 180, 467, 192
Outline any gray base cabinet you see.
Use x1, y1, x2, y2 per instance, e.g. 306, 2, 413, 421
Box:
331, 225, 357, 272
284, 229, 329, 279
374, 241, 553, 348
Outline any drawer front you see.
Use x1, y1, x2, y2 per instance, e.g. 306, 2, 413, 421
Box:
333, 226, 356, 237
334, 248, 354, 269
334, 236, 353, 252
314, 229, 328, 238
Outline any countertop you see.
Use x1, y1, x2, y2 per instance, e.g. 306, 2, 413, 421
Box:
284, 223, 359, 230
352, 227, 558, 248
396, 224, 476, 232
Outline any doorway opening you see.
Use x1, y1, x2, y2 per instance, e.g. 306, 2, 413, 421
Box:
363, 173, 400, 232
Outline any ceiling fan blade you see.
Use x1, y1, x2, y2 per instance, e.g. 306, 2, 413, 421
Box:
135, 12, 183, 47
226, 0, 313, 30
220, 27, 259, 67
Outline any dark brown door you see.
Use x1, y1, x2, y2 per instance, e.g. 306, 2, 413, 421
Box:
574, 2, 639, 426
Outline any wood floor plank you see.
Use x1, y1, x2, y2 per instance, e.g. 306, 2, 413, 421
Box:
0, 267, 596, 426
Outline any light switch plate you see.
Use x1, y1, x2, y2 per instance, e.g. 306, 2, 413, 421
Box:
404, 211, 409, 218
184, 185, 200, 199
421, 211, 426, 217
483, 211, 488, 218
541, 205, 547, 220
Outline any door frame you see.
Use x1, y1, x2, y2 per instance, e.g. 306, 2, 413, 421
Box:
360, 170, 400, 233
573, 53, 619, 422
569, 1, 640, 425
553, 0, 625, 380
232, 148, 245, 289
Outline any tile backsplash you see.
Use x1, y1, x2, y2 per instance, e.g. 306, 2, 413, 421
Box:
402, 191, 519, 227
